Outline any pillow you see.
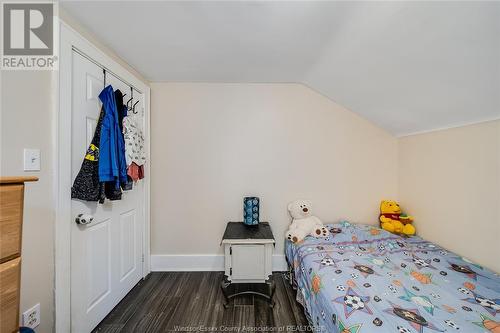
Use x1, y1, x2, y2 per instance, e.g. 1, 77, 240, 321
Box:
324, 221, 396, 243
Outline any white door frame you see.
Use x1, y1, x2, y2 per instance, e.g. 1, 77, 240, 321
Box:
55, 21, 151, 333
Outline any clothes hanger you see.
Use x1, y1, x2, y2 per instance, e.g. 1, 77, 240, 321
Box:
103, 69, 106, 88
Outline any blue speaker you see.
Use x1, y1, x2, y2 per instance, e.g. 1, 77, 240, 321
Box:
243, 197, 259, 226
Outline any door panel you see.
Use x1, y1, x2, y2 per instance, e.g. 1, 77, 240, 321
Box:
232, 245, 265, 280
71, 51, 144, 332
86, 73, 102, 101
119, 210, 136, 281
86, 220, 111, 311
85, 117, 97, 149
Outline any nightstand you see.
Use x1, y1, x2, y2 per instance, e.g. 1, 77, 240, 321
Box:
220, 222, 275, 307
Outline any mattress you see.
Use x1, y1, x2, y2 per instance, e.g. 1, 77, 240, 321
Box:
285, 222, 500, 333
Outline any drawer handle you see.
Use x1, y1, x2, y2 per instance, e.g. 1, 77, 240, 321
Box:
75, 213, 94, 225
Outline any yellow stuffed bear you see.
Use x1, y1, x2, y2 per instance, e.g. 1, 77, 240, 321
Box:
379, 200, 416, 236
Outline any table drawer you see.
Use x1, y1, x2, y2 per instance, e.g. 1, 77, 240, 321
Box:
0, 185, 24, 263
0, 257, 21, 333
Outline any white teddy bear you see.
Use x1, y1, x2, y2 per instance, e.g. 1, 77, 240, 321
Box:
286, 199, 329, 243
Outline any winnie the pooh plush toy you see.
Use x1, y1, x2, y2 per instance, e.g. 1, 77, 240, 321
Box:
286, 200, 329, 243
379, 200, 416, 236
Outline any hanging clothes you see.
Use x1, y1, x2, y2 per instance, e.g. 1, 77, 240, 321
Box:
71, 108, 105, 202
123, 111, 146, 181
127, 162, 144, 182
99, 85, 128, 196
115, 89, 133, 191
115, 89, 126, 133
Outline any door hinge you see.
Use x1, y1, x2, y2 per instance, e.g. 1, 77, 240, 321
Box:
142, 254, 144, 263
230, 246, 232, 255
230, 267, 232, 275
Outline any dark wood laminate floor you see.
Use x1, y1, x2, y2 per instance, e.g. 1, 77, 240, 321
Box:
93, 272, 309, 333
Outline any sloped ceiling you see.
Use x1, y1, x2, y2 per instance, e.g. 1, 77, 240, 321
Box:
60, 1, 500, 136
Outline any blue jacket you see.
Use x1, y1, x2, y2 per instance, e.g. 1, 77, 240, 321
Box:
99, 85, 127, 188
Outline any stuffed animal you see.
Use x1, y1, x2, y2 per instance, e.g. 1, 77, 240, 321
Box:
286, 199, 329, 243
379, 200, 416, 236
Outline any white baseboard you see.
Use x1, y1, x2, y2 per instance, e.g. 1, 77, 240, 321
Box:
151, 255, 224, 272
151, 254, 288, 272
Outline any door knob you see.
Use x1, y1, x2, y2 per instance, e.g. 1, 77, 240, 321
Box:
75, 213, 94, 225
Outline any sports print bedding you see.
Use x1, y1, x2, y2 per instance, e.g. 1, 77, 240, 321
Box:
285, 222, 500, 333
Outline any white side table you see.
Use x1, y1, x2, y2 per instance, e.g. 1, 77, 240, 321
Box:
220, 222, 275, 307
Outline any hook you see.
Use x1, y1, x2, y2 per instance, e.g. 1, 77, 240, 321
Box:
132, 100, 140, 114
126, 86, 133, 109
103, 68, 106, 88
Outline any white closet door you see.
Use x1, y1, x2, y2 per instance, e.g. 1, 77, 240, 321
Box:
70, 52, 144, 333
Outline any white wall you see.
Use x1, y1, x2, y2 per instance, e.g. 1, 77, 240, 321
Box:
399, 120, 500, 273
1, 71, 55, 333
150, 83, 398, 263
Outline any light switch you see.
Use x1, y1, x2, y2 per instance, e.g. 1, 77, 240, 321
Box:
24, 149, 41, 171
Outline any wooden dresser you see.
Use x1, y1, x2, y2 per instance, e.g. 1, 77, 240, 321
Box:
0, 177, 38, 333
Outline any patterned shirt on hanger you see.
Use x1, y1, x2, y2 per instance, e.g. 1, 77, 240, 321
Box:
123, 115, 146, 167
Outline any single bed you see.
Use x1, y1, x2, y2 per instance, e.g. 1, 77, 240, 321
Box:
285, 222, 500, 333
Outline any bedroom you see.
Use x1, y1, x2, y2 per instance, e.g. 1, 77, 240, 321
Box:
0, 1, 498, 332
